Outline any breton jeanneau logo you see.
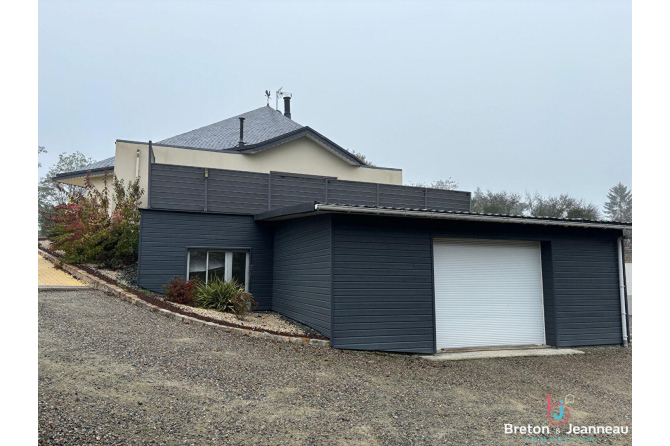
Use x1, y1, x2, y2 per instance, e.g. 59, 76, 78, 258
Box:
546, 393, 574, 426
504, 393, 629, 439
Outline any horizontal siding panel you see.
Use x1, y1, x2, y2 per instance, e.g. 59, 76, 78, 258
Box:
426, 189, 471, 212
150, 166, 472, 215
272, 215, 332, 337
332, 219, 434, 353
334, 314, 433, 323
270, 174, 326, 209
334, 328, 434, 338
551, 236, 622, 346
336, 321, 435, 330
327, 180, 378, 206
137, 210, 274, 310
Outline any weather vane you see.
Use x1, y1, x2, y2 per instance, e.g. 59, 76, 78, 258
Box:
265, 90, 271, 106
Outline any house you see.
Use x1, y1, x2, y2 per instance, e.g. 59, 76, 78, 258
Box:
55, 98, 632, 354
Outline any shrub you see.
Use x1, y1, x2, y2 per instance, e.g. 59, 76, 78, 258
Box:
194, 278, 243, 313
43, 172, 144, 269
163, 276, 198, 305
231, 292, 258, 319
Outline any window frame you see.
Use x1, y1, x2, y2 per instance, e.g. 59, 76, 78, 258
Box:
186, 248, 250, 291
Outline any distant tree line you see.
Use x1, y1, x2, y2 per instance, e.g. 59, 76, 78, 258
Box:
408, 177, 632, 252
404, 176, 631, 222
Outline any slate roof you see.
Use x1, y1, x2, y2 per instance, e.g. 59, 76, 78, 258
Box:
80, 156, 115, 171
157, 106, 304, 150
55, 105, 374, 183
53, 156, 115, 181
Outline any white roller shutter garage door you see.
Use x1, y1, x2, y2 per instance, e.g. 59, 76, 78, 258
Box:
433, 238, 546, 350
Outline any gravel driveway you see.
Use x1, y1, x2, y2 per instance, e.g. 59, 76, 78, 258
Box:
39, 289, 632, 445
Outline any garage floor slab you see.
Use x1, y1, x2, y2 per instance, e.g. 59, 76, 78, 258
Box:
421, 348, 584, 361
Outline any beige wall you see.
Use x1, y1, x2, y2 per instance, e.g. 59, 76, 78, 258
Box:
55, 174, 111, 193
64, 138, 402, 209
114, 141, 151, 207
150, 137, 401, 184
52, 174, 116, 213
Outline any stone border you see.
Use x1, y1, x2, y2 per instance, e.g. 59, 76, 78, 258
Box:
38, 249, 330, 348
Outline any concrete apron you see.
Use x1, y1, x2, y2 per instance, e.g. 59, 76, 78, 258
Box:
421, 347, 584, 361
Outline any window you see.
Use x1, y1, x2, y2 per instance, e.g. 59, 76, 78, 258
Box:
187, 250, 250, 290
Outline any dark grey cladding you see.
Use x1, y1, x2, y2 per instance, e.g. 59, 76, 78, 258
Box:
148, 164, 471, 215
138, 167, 624, 354
327, 214, 624, 353
272, 214, 332, 337
137, 209, 274, 310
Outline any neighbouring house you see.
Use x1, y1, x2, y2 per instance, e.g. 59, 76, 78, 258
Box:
55, 98, 632, 354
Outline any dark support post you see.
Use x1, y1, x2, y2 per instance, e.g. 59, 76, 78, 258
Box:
268, 173, 272, 210
376, 183, 380, 207
204, 168, 209, 212
147, 140, 153, 209
325, 179, 329, 204
424, 188, 428, 209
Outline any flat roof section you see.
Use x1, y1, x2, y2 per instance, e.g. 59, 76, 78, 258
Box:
254, 202, 633, 230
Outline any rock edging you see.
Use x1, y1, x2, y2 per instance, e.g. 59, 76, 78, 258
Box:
38, 249, 330, 348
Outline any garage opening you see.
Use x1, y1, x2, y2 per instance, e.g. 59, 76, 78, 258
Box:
433, 238, 546, 350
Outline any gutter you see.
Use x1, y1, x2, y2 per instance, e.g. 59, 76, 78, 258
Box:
313, 204, 632, 231
53, 167, 109, 182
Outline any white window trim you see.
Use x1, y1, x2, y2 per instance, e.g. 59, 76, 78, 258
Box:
224, 252, 233, 284
187, 250, 249, 291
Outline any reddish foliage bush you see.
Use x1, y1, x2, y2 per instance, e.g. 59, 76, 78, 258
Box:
231, 292, 258, 319
163, 276, 198, 305
41, 172, 144, 269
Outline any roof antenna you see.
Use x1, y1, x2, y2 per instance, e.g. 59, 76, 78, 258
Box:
275, 87, 283, 111
265, 90, 271, 106
276, 88, 293, 115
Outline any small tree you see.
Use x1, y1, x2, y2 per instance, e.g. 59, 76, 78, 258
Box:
603, 182, 633, 254
38, 151, 95, 234
604, 182, 632, 222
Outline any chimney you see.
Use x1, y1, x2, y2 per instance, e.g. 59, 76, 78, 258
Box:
238, 117, 245, 146
283, 96, 292, 119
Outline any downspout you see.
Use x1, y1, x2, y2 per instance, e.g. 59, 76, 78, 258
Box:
620, 237, 631, 343
147, 141, 153, 209
135, 149, 141, 179
617, 236, 629, 346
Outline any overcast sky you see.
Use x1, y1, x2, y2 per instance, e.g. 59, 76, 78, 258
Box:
38, 0, 631, 209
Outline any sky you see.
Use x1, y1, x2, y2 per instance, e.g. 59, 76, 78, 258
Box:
38, 0, 631, 209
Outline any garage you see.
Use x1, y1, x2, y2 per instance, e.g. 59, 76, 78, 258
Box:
433, 238, 546, 350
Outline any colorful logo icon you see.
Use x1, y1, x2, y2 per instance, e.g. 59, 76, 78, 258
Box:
546, 394, 572, 426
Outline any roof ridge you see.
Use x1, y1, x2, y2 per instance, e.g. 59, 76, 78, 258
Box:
156, 105, 304, 150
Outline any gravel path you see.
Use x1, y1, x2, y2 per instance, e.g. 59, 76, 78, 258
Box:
39, 289, 632, 445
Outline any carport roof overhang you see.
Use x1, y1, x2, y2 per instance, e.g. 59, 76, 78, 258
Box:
254, 202, 633, 231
